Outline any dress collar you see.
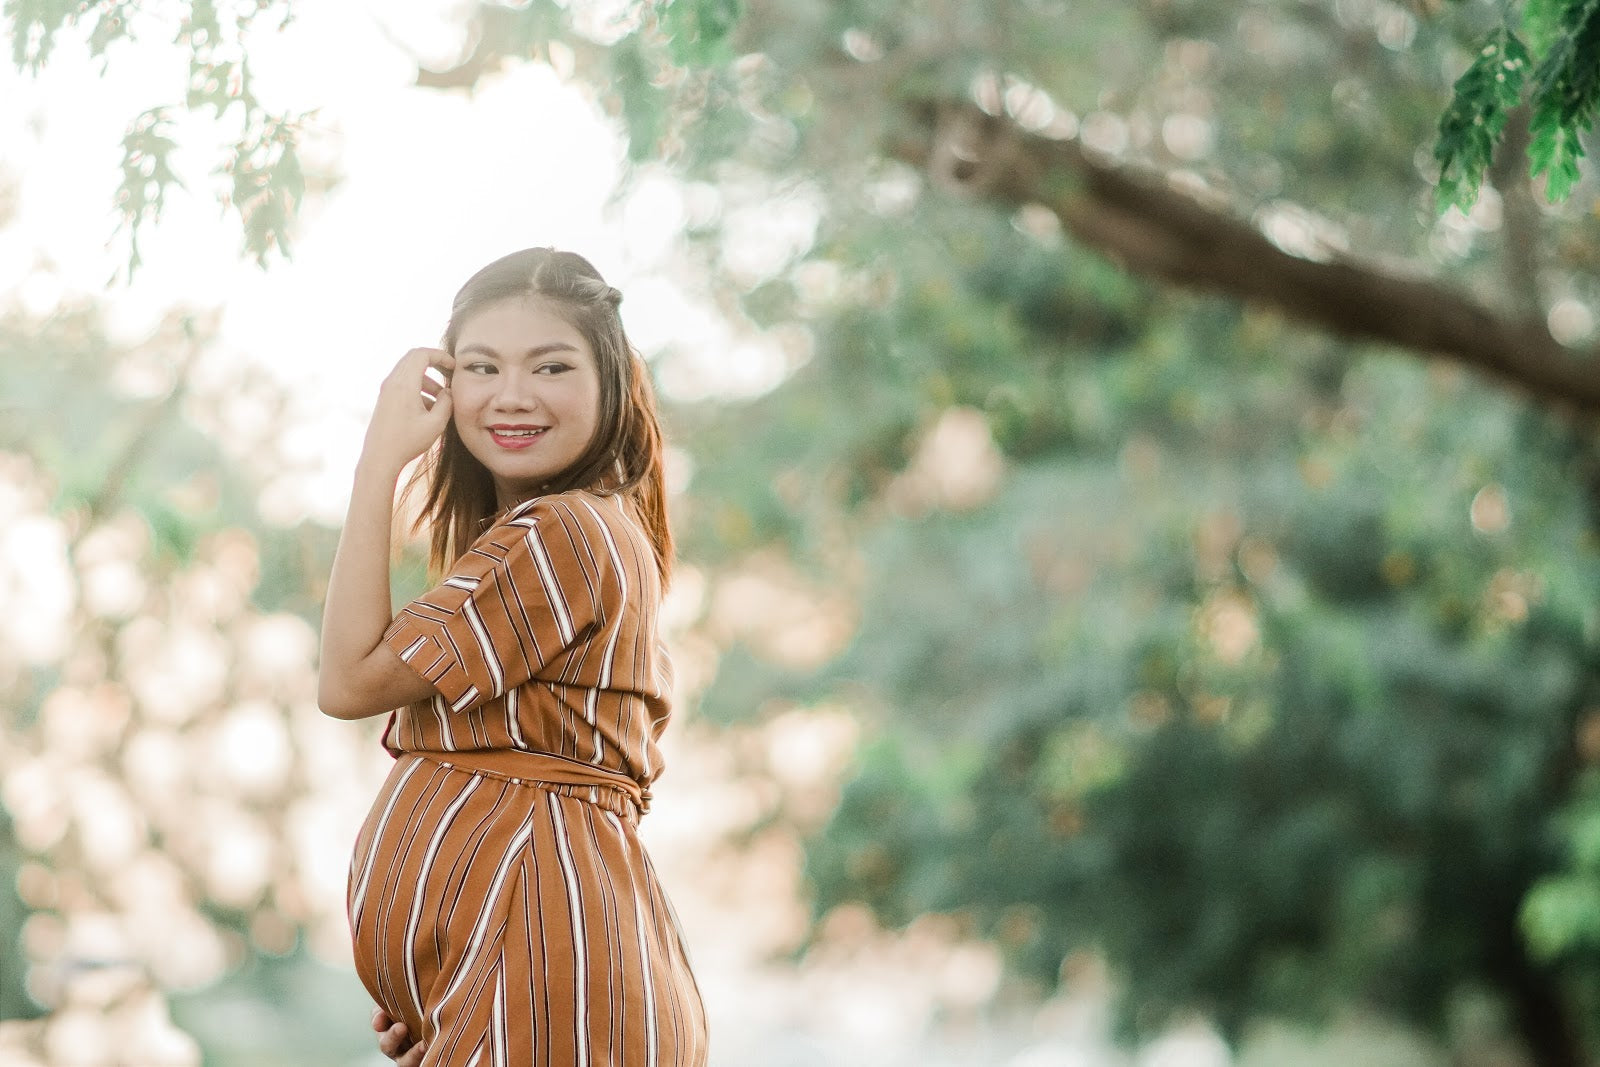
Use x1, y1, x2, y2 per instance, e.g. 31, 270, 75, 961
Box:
500, 489, 608, 523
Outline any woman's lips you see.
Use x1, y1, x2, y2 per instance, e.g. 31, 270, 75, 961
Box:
489, 427, 548, 450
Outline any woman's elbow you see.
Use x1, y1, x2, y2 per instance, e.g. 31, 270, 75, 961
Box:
317, 652, 427, 719
317, 677, 364, 720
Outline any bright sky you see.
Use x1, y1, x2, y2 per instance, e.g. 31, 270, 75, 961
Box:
0, 0, 810, 523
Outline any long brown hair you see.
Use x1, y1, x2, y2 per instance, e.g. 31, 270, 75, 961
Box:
404, 248, 673, 586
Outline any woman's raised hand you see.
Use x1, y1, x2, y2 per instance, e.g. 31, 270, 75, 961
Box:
362, 347, 454, 473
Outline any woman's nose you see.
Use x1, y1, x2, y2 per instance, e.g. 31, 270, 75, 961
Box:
492, 369, 543, 410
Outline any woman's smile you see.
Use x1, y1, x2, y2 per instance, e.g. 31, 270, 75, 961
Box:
488, 423, 551, 448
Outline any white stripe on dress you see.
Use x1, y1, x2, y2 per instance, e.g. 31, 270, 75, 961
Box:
505, 685, 526, 749
403, 775, 483, 1020
548, 798, 590, 1063
428, 808, 536, 1035
581, 498, 629, 765
349, 756, 427, 929
491, 949, 508, 1067
526, 527, 576, 644
461, 595, 505, 697
432, 693, 457, 751
609, 809, 660, 1067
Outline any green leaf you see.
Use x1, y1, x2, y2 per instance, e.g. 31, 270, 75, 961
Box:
1528, 101, 1585, 200
186, 55, 248, 117
181, 0, 221, 50
222, 113, 307, 267
114, 107, 185, 279
1433, 26, 1531, 212
86, 1, 135, 60
1521, 0, 1568, 58
1526, 0, 1600, 202
609, 33, 669, 162
1521, 876, 1600, 960
4, 0, 73, 71
656, 0, 741, 67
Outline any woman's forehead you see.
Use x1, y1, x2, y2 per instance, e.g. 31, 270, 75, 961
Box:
457, 297, 590, 351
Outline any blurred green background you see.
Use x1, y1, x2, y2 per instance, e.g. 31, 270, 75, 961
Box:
3, 1, 1600, 1064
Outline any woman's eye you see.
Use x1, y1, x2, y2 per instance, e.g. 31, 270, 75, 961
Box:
464, 362, 496, 375
536, 362, 572, 375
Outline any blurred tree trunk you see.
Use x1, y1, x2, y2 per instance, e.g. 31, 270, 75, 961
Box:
1495, 893, 1583, 1067
1488, 107, 1546, 324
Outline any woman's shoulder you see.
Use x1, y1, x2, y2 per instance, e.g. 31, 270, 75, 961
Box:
498, 489, 641, 548
479, 490, 661, 599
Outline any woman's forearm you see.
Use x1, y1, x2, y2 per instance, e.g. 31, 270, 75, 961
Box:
319, 347, 454, 720
317, 455, 432, 718
323, 454, 400, 647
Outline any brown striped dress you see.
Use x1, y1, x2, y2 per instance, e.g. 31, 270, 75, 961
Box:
346, 490, 708, 1066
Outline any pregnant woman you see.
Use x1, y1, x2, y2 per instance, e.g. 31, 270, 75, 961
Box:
317, 247, 708, 1066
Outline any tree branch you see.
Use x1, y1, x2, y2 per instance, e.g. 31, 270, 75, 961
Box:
888, 99, 1600, 417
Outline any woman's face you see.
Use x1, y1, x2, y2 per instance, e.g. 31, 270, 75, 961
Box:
450, 296, 603, 508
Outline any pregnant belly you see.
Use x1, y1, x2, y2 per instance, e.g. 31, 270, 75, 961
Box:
346, 755, 536, 1031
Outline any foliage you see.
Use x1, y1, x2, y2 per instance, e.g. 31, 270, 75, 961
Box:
114, 109, 186, 280
1433, 26, 1532, 210
0, 806, 38, 1022
1522, 770, 1600, 962
1435, 0, 1600, 209
656, 0, 741, 66
679, 109, 1600, 1058
0, 0, 749, 272
12, 0, 1597, 256
4, 0, 308, 275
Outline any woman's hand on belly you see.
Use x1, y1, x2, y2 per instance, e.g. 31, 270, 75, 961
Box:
373, 1006, 426, 1067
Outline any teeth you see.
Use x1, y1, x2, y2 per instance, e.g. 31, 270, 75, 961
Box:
495, 429, 544, 437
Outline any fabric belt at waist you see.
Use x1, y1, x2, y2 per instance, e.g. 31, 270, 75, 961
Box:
410, 748, 650, 816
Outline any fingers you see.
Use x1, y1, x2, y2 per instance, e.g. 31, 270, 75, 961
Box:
371, 1005, 427, 1064
385, 348, 449, 395
420, 373, 449, 410
412, 350, 454, 416
422, 381, 453, 422
365, 346, 456, 467
413, 347, 452, 381
376, 1021, 414, 1058
403, 346, 447, 365
387, 347, 442, 383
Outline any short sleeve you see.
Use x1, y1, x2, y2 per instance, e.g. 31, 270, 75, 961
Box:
382, 497, 609, 713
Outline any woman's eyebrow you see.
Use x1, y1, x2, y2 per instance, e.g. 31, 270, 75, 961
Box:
457, 341, 580, 358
